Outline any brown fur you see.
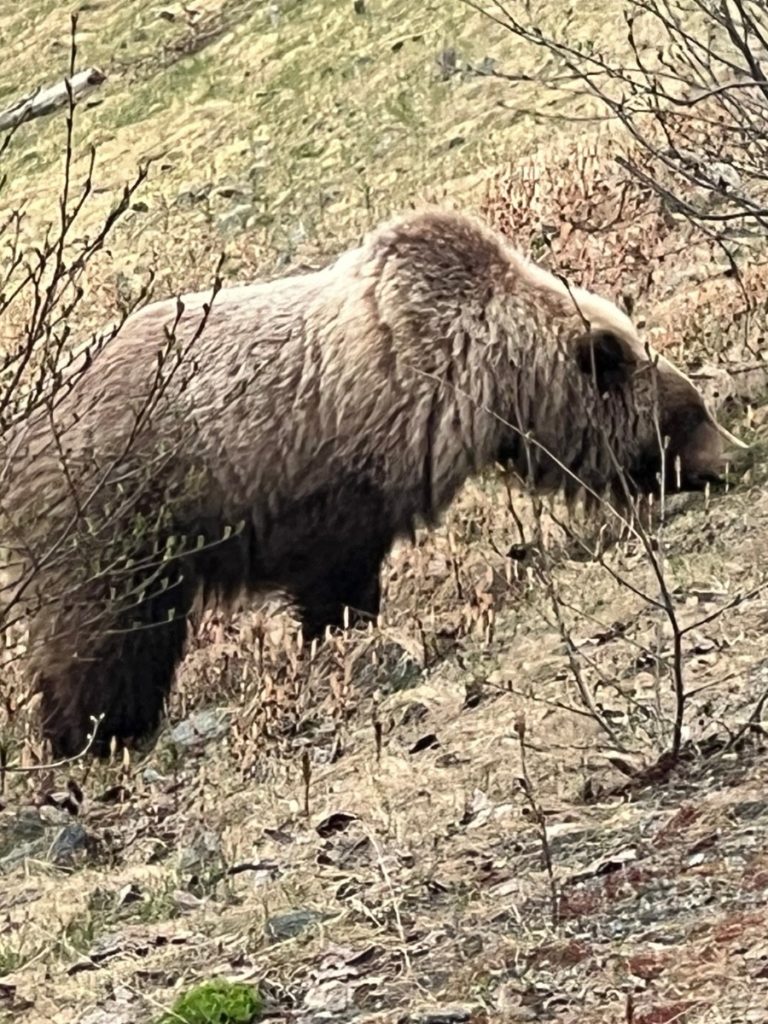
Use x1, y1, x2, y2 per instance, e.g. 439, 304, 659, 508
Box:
0, 208, 744, 757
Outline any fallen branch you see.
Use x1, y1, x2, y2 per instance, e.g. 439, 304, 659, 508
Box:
0, 67, 106, 132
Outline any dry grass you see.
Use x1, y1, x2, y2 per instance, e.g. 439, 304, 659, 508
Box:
2, 2, 768, 1023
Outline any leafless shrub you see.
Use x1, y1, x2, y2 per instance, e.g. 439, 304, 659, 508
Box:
471, 0, 768, 400
466, 0, 768, 783
469, 2, 768, 233
0, 20, 220, 769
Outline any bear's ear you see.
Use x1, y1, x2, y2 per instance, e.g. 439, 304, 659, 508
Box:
575, 328, 637, 393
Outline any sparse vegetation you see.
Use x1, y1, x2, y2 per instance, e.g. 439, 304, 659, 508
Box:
1, 3, 768, 1024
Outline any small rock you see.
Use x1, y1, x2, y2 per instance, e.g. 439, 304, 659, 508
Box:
407, 1008, 477, 1024
48, 823, 89, 865
168, 707, 231, 747
173, 889, 205, 913
304, 979, 352, 1012
266, 908, 329, 942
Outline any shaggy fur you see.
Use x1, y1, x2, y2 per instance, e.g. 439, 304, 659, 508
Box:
0, 208, 745, 757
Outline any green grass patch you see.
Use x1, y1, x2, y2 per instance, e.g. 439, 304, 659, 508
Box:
156, 979, 263, 1024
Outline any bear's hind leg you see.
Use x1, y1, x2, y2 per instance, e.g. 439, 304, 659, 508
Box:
36, 562, 199, 759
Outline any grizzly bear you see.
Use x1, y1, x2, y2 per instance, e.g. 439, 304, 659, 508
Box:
0, 207, 746, 757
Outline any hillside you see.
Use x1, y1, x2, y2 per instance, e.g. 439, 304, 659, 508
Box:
0, 0, 639, 311
2, 3, 768, 1023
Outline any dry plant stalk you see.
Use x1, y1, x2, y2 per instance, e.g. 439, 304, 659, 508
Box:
515, 713, 559, 928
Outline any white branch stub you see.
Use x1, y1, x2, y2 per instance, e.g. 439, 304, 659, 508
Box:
0, 67, 107, 132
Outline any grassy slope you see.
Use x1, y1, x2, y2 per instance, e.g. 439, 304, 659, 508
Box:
2, 3, 768, 1023
2, 0, 622, 304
